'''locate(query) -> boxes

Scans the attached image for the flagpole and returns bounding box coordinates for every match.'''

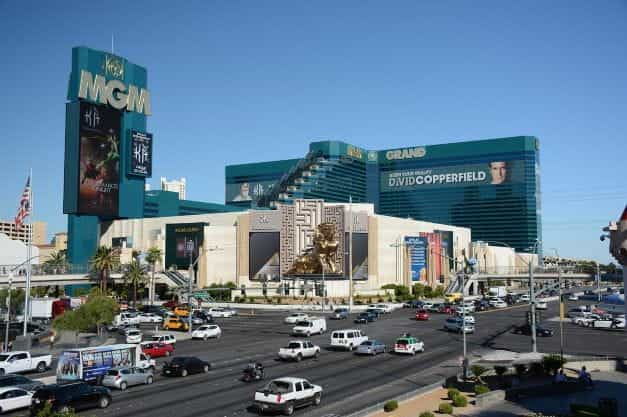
[23,168,32,337]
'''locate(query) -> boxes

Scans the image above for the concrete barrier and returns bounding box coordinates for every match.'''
[475,389,506,407]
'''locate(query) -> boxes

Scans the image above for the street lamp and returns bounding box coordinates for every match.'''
[550,248,564,361]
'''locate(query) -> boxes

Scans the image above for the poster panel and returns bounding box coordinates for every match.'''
[165,223,206,269]
[226,181,277,203]
[405,236,428,281]
[249,232,280,281]
[129,130,153,177]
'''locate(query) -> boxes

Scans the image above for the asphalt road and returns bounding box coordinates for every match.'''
[8,292,626,417]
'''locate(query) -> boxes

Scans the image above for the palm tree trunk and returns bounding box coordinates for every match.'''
[133,281,137,308]
[151,264,156,305]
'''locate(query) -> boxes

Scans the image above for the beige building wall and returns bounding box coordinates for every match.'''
[54,232,68,251]
[0,220,47,245]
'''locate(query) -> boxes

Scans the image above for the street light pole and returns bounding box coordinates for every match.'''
[596,262,601,303]
[348,195,353,312]
[529,260,538,354]
[188,239,194,337]
[551,248,564,360]
[4,274,12,352]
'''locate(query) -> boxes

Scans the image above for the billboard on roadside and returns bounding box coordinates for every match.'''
[405,236,428,281]
[165,223,206,269]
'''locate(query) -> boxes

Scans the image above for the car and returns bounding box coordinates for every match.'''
[437,304,454,314]
[278,341,320,361]
[444,317,475,333]
[151,334,176,345]
[191,310,213,324]
[456,314,475,325]
[493,300,508,308]
[206,307,235,318]
[140,341,174,358]
[568,294,579,301]
[355,340,386,355]
[330,329,368,351]
[393,336,424,355]
[102,366,154,390]
[567,308,589,319]
[192,324,222,340]
[365,308,382,318]
[254,377,322,415]
[162,300,178,309]
[162,356,210,377]
[354,312,377,323]
[117,323,140,335]
[474,300,490,311]
[591,317,625,329]
[138,313,163,323]
[163,316,189,331]
[0,387,32,413]
[30,382,112,414]
[366,305,386,315]
[455,305,474,315]
[330,308,349,320]
[125,329,143,344]
[114,312,140,326]
[513,324,553,337]
[284,312,310,324]
[421,302,435,311]
[536,301,548,310]
[173,306,190,317]
[375,303,394,313]
[0,351,52,375]
[415,309,429,321]
[0,374,43,391]
[403,300,423,309]
[573,314,602,326]
[292,318,326,336]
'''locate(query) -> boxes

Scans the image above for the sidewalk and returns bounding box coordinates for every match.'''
[366,386,473,417]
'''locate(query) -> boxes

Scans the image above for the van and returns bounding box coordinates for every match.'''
[330,329,368,351]
[292,318,326,337]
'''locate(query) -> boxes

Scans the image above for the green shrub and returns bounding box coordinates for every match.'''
[515,364,527,376]
[529,362,545,376]
[419,412,435,417]
[383,400,398,412]
[494,365,507,376]
[542,354,566,375]
[447,388,460,400]
[470,364,488,382]
[474,384,490,395]
[438,403,453,414]
[452,394,468,407]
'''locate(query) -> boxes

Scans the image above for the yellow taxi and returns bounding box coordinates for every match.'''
[173,306,190,317]
[163,316,189,331]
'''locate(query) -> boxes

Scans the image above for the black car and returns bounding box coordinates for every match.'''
[30,382,111,415]
[513,324,553,337]
[162,357,210,377]
[365,308,381,318]
[403,300,423,309]
[0,375,43,391]
[192,310,213,323]
[474,300,489,311]
[354,312,376,323]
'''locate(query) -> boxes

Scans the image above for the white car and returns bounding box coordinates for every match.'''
[493,300,508,308]
[254,377,322,415]
[536,301,548,310]
[126,329,143,344]
[150,334,176,345]
[375,303,393,313]
[0,387,33,413]
[206,308,235,318]
[138,313,163,323]
[519,294,531,303]
[284,312,310,324]
[455,305,474,315]
[573,314,601,326]
[278,340,320,361]
[393,336,424,355]
[592,317,625,329]
[444,317,475,333]
[456,314,475,325]
[330,329,368,351]
[568,294,579,301]
[292,318,327,337]
[488,297,502,307]
[192,324,222,340]
[114,312,141,326]
[421,302,435,310]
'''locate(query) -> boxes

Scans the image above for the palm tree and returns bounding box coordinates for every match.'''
[44,251,67,273]
[124,260,148,307]
[91,246,119,294]
[145,247,162,305]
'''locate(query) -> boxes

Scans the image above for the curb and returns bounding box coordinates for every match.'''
[344,379,445,417]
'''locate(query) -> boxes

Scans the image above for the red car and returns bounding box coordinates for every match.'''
[415,310,430,321]
[439,305,454,315]
[162,300,178,309]
[140,342,174,358]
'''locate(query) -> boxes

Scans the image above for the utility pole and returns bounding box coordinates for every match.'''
[551,248,564,360]
[4,274,12,352]
[529,260,538,353]
[187,239,194,336]
[596,262,601,303]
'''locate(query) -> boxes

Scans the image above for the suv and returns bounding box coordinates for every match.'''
[330,329,367,351]
[151,334,176,345]
[331,308,349,320]
[0,375,43,391]
[393,336,424,355]
[30,382,111,414]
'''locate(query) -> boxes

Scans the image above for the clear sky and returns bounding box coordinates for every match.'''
[1,0,625,263]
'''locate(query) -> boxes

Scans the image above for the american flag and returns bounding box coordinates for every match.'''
[14,176,31,230]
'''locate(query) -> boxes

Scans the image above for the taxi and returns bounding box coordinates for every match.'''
[163,316,189,331]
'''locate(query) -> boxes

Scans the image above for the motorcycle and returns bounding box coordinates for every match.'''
[242,365,265,382]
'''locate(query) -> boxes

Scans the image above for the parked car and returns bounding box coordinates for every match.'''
[354,312,377,323]
[0,351,52,375]
[591,317,625,329]
[102,367,154,390]
[331,308,349,320]
[163,316,189,331]
[0,386,32,413]
[162,357,210,377]
[444,317,475,333]
[278,341,320,361]
[415,310,429,321]
[0,374,43,391]
[393,335,424,355]
[292,318,326,337]
[138,313,163,323]
[403,300,423,309]
[191,324,222,340]
[125,329,143,344]
[140,341,174,358]
[30,382,112,414]
[513,324,553,337]
[355,340,386,355]
[150,334,176,345]
[284,312,309,324]
[330,329,368,351]
[254,377,322,416]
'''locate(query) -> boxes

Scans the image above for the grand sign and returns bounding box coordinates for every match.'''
[385,147,426,160]
[78,70,152,116]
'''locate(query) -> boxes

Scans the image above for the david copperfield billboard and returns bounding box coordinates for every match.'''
[77,101,121,217]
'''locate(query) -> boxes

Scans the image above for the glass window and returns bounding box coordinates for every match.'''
[295,382,303,392]
[302,381,312,389]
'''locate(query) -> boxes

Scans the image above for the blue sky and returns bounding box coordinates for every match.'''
[1,0,625,263]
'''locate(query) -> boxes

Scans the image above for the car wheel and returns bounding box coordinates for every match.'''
[181,369,188,377]
[216,332,221,339]
[349,344,354,351]
[314,350,319,358]
[203,335,208,341]
[165,350,171,357]
[36,361,47,373]
[283,402,295,416]
[313,392,322,406]
[306,331,311,337]
[296,353,302,362]
[120,381,128,390]
[203,365,210,373]
[99,396,111,408]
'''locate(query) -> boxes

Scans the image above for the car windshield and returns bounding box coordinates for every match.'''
[334,309,344,313]
[106,370,119,376]
[0,355,10,362]
[361,341,373,346]
[295,321,310,327]
[396,339,409,345]
[198,326,209,331]
[171,358,186,365]
[265,381,291,394]
[286,342,301,349]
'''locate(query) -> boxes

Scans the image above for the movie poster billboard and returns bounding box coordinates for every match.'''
[129,130,153,177]
[345,233,368,280]
[405,236,427,281]
[77,101,121,216]
[249,232,280,281]
[165,223,206,269]
[226,181,277,204]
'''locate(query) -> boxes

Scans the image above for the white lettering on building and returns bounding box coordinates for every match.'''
[78,70,151,116]
[385,147,426,160]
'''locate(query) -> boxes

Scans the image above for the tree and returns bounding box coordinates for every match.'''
[53,309,91,347]
[470,364,488,384]
[82,293,118,336]
[412,283,426,298]
[145,246,162,305]
[43,251,67,273]
[123,260,148,307]
[91,246,119,294]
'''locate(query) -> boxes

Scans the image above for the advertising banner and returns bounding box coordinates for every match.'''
[77,101,121,216]
[405,236,428,281]
[129,130,153,177]
[249,232,280,281]
[381,160,524,191]
[226,181,276,203]
[165,223,206,269]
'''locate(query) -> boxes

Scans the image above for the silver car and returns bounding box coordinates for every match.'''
[102,367,154,390]
[355,340,386,355]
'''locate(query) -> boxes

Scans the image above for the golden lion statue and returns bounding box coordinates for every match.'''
[287,222,340,274]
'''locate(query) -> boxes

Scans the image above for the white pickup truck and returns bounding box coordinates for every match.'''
[0,351,53,375]
[254,377,322,416]
[278,341,320,362]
